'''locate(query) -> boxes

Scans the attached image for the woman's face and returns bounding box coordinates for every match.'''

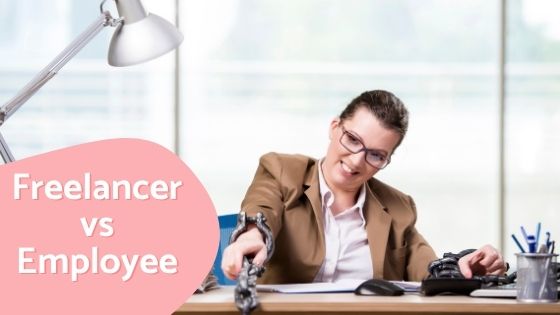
[322,107,402,195]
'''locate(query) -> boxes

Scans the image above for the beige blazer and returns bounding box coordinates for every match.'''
[241,152,437,283]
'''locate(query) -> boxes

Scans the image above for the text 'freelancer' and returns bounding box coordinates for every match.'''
[13,172,183,201]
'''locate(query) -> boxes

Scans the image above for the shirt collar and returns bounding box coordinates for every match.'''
[318,159,367,225]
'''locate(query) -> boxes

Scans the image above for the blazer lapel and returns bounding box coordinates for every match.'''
[364,182,392,279]
[303,161,325,244]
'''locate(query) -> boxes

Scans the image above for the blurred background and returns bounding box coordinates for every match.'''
[0,0,558,264]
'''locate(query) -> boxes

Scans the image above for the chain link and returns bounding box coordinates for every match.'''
[229,212,274,315]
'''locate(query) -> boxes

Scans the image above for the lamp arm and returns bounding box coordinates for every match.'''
[0,12,118,127]
[0,132,14,163]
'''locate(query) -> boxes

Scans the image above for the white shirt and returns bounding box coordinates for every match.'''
[313,160,373,282]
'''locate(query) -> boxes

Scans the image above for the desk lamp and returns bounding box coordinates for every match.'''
[0,0,183,164]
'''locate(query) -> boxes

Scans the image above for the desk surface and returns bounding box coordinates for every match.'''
[175,286,560,315]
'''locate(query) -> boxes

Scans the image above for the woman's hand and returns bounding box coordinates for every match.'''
[221,226,268,280]
[458,244,506,278]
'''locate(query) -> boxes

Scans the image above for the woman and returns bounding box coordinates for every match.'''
[222,90,505,283]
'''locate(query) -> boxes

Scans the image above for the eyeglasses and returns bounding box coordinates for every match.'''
[339,125,391,169]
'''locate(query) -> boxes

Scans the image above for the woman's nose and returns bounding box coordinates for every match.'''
[348,150,366,167]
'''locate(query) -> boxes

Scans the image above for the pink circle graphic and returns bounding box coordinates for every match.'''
[0,139,219,315]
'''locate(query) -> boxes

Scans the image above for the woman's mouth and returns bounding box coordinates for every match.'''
[340,161,359,176]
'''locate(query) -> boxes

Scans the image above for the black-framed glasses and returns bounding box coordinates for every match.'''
[339,125,391,169]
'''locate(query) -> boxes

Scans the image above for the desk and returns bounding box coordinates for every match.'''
[175,286,560,315]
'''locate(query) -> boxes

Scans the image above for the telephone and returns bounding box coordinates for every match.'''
[422,257,559,296]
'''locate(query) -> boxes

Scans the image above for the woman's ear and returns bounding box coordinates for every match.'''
[329,118,340,140]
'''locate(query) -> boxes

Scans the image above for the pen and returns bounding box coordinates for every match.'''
[550,240,555,254]
[545,231,551,250]
[520,226,529,243]
[535,222,541,249]
[527,235,537,253]
[539,253,554,298]
[511,234,526,253]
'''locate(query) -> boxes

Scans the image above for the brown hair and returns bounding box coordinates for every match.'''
[339,90,409,149]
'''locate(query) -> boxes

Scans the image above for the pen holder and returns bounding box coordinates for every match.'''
[515,253,558,303]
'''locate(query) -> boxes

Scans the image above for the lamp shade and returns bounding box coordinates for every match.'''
[108,0,183,66]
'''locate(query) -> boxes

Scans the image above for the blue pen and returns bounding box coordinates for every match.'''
[520,226,529,243]
[535,222,541,249]
[527,235,537,253]
[511,234,526,253]
[546,231,551,250]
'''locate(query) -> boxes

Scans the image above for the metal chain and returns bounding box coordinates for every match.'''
[428,250,511,286]
[229,212,274,315]
[234,258,263,315]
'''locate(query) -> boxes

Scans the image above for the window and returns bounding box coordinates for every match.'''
[4,0,558,259]
[505,0,560,261]
[179,0,500,255]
